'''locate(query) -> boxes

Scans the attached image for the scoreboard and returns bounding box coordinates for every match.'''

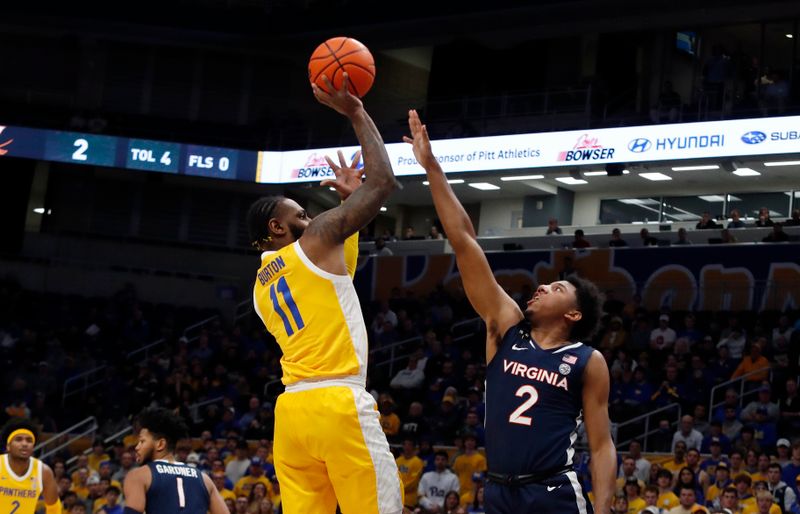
[0,125,258,182]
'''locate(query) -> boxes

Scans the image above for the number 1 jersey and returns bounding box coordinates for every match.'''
[484,322,594,476]
[253,237,367,386]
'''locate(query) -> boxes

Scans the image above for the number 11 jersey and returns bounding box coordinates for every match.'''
[253,238,367,386]
[485,323,594,476]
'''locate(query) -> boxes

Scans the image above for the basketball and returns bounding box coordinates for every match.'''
[309,37,376,97]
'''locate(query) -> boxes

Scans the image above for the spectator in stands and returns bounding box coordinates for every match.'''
[429,226,444,240]
[617,456,647,490]
[650,81,682,123]
[600,316,628,352]
[391,352,426,392]
[718,486,739,512]
[234,458,272,499]
[727,210,746,229]
[753,490,776,514]
[775,439,792,468]
[781,442,800,494]
[675,467,705,508]
[673,416,704,451]
[734,474,756,511]
[731,341,771,386]
[652,366,683,409]
[772,315,794,350]
[651,315,678,361]
[696,212,721,230]
[718,332,746,361]
[706,462,732,507]
[784,209,800,226]
[656,468,680,510]
[88,439,110,473]
[664,441,690,474]
[96,485,122,514]
[418,451,460,512]
[778,378,800,436]
[612,493,629,514]
[546,217,562,235]
[442,490,466,514]
[69,505,87,514]
[452,433,486,505]
[372,237,394,256]
[686,448,710,484]
[572,229,591,248]
[397,439,424,509]
[623,476,647,512]
[734,427,762,456]
[212,471,235,503]
[620,441,650,483]
[400,401,430,442]
[640,228,659,246]
[741,384,779,422]
[378,393,401,442]
[458,410,485,447]
[728,451,749,480]
[767,462,796,512]
[674,228,691,245]
[762,223,789,243]
[234,496,249,514]
[702,423,732,456]
[719,229,738,244]
[755,207,775,227]
[429,394,462,444]
[751,410,779,450]
[110,451,135,483]
[225,440,251,484]
[641,484,661,512]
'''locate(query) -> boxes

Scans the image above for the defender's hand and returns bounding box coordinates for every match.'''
[403,109,438,170]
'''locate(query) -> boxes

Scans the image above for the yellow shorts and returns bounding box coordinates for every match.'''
[274,380,403,514]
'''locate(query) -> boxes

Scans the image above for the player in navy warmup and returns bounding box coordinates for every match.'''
[405,110,617,514]
[123,408,227,514]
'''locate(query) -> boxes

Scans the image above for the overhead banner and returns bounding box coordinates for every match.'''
[256,115,800,183]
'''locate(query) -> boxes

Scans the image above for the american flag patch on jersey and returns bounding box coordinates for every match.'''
[562,354,577,365]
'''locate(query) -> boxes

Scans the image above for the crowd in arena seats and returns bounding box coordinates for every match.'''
[2,269,800,513]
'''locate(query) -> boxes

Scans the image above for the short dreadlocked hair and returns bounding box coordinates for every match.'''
[137,408,189,452]
[247,196,285,248]
[565,275,604,342]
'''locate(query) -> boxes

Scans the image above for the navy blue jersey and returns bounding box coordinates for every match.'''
[485,322,595,476]
[146,461,209,514]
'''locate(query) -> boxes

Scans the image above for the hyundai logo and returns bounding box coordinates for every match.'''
[628,138,652,153]
[741,131,767,144]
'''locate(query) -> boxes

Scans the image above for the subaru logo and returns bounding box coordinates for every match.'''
[741,131,767,144]
[628,138,652,153]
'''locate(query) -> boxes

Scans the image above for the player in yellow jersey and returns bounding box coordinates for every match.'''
[247,73,401,514]
[0,419,62,514]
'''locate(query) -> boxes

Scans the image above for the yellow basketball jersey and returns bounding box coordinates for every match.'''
[0,454,43,514]
[253,234,366,385]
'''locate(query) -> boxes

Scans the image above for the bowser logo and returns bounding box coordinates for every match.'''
[558,134,616,162]
[291,153,335,179]
[0,127,13,156]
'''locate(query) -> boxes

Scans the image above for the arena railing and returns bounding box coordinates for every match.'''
[64,424,134,470]
[707,367,774,422]
[34,416,99,462]
[612,403,682,452]
[187,396,226,423]
[61,367,109,407]
[369,335,424,378]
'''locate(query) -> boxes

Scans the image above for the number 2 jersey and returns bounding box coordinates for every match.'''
[0,454,43,514]
[146,461,208,514]
[485,322,595,476]
[253,234,363,386]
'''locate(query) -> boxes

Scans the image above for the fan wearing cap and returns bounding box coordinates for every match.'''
[0,419,62,514]
[707,462,732,507]
[621,476,646,513]
[233,457,273,499]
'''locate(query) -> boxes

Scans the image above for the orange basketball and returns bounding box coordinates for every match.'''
[309,37,376,98]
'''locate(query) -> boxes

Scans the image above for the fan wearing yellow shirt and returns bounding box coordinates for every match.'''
[378,395,401,442]
[0,419,62,514]
[452,434,486,506]
[233,459,273,499]
[656,469,680,510]
[706,462,732,506]
[743,490,780,514]
[211,472,236,503]
[396,439,424,508]
[248,75,401,514]
[621,478,646,514]
[87,441,110,474]
[663,441,689,475]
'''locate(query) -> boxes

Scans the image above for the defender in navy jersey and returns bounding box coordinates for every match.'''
[123,409,227,514]
[406,110,617,514]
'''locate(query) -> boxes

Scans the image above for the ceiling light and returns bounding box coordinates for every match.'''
[764,160,800,167]
[33,207,45,214]
[699,195,726,202]
[468,182,500,190]
[583,171,608,176]
[787,34,794,39]
[422,179,464,186]
[500,174,545,181]
[618,198,661,205]
[379,207,387,212]
[329,187,337,191]
[732,168,760,176]
[671,165,720,171]
[555,177,588,185]
[639,172,672,181]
